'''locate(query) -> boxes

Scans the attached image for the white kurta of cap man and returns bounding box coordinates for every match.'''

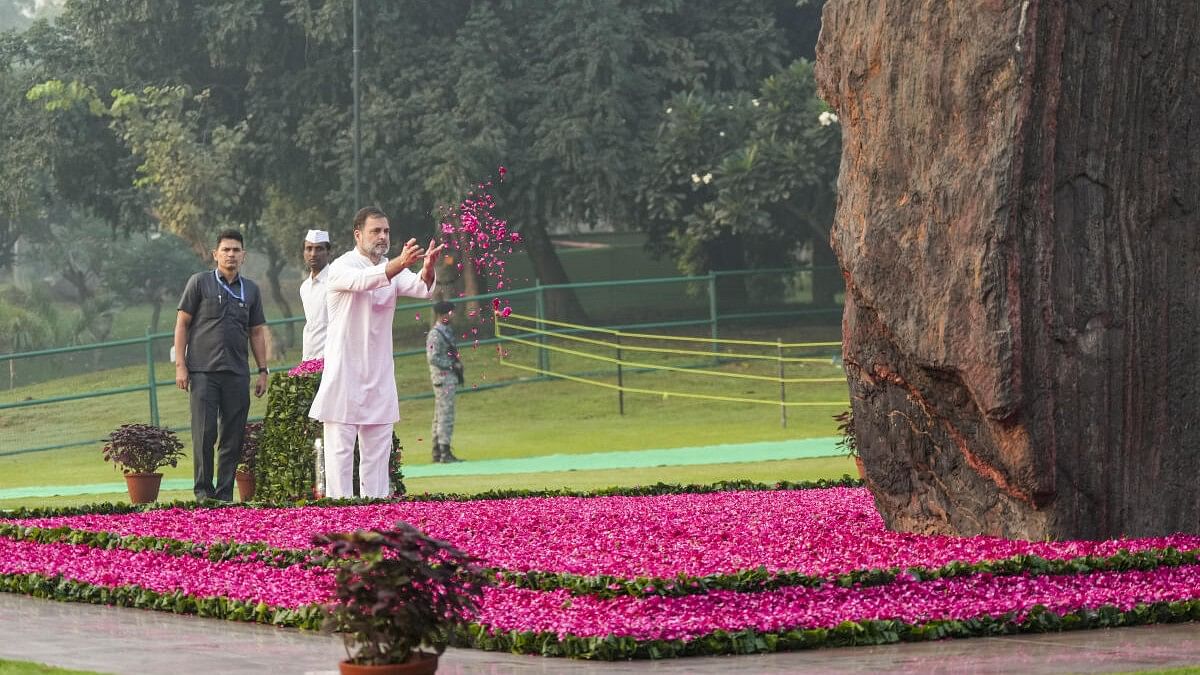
[300,228,332,361]
[308,248,434,424]
[299,265,329,361]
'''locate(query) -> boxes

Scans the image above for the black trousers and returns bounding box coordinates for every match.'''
[189,371,250,501]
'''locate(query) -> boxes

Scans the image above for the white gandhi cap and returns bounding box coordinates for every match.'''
[305,229,330,244]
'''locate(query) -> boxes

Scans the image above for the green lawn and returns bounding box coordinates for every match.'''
[0,456,857,510]
[1,319,846,498]
[0,661,105,675]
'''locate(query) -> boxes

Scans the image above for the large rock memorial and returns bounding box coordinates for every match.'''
[815,1,1200,539]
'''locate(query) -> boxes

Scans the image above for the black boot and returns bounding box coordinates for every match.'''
[437,443,462,463]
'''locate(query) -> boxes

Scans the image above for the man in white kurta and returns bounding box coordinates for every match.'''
[308,207,443,498]
[299,229,332,361]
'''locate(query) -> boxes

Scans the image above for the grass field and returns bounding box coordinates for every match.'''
[0,457,858,510]
[0,661,105,675]
[3,236,846,508]
[0,317,849,508]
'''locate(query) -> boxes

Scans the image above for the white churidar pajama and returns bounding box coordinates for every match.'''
[308,249,433,498]
[321,422,393,498]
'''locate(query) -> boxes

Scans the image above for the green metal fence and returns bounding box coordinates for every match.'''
[0,268,843,457]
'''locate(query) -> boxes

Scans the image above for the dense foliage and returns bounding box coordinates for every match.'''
[100,423,185,475]
[1,0,836,328]
[238,421,261,474]
[258,371,324,501]
[314,522,487,665]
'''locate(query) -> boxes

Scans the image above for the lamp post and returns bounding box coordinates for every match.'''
[352,0,361,210]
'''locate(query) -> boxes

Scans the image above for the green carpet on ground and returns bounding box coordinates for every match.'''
[0,438,839,500]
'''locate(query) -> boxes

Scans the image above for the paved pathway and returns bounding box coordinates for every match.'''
[0,438,841,500]
[2,594,1198,674]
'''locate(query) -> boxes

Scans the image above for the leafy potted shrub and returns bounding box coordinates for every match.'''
[236,421,262,502]
[102,423,186,504]
[313,521,487,674]
[833,409,864,479]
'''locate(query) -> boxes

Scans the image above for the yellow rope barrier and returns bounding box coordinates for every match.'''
[502,312,841,349]
[498,359,847,408]
[499,333,845,383]
[495,318,836,364]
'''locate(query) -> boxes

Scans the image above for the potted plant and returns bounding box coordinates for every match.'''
[833,409,864,479]
[313,521,487,674]
[101,423,186,504]
[236,421,262,502]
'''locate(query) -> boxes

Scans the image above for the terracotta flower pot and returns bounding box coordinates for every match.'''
[235,470,256,502]
[339,652,438,675]
[854,456,866,480]
[124,473,163,504]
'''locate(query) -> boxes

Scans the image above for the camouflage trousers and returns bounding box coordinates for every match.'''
[431,378,457,445]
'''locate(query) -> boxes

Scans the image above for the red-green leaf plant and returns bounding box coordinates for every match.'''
[101,423,186,475]
[313,521,488,666]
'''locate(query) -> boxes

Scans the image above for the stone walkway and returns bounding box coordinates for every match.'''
[2,594,1198,674]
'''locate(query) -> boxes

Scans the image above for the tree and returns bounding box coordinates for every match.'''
[15,0,830,329]
[0,30,56,272]
[0,297,53,388]
[641,60,841,305]
[816,0,1200,539]
[24,0,331,323]
[104,231,200,333]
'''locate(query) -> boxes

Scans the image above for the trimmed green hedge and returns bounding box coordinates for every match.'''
[257,371,324,502]
[258,371,404,501]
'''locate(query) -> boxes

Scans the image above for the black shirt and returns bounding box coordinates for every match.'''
[177,270,267,376]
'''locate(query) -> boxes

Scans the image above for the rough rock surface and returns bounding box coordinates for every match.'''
[815,1,1200,539]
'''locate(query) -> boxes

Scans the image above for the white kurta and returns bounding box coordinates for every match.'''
[308,249,434,424]
[299,266,329,361]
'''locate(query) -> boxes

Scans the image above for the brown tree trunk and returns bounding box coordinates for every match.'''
[816,0,1200,539]
[519,220,588,321]
[264,245,295,352]
[149,299,163,334]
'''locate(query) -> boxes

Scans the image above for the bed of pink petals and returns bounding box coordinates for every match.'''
[12,489,1200,579]
[478,564,1200,641]
[0,537,333,608]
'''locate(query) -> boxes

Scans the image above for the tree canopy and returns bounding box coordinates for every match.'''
[1,0,837,330]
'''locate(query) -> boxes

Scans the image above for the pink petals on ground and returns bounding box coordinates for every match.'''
[479,565,1200,641]
[0,537,332,608]
[16,489,1200,580]
[6,487,1200,651]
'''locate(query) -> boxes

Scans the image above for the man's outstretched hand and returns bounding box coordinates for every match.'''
[386,238,425,279]
[421,238,446,286]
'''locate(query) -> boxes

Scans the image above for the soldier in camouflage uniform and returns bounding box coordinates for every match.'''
[426,300,463,463]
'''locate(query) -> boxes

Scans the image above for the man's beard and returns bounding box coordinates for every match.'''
[360,241,388,258]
